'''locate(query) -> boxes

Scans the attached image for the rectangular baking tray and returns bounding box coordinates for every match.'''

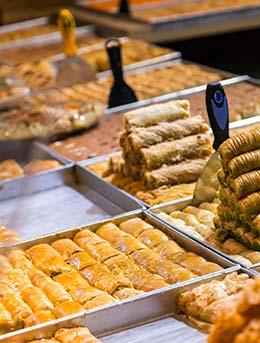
[77,114,260,209]
[0,16,94,51]
[0,209,244,342]
[149,196,259,270]
[72,3,260,43]
[0,162,142,240]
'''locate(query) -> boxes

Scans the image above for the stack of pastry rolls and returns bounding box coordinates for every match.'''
[216,127,260,250]
[112,100,213,188]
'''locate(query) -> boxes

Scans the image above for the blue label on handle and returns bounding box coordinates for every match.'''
[211,97,228,130]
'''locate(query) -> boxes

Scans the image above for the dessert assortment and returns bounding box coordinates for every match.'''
[0,159,62,181]
[0,97,104,140]
[88,100,213,205]
[0,217,222,334]
[176,272,258,333]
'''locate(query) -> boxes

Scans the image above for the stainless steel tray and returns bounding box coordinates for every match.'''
[149,196,259,269]
[252,263,260,273]
[78,114,260,210]
[0,16,94,51]
[72,3,260,43]
[0,209,245,342]
[0,163,142,240]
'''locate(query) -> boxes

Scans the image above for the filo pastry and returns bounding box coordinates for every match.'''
[123,100,190,132]
[144,158,208,188]
[126,115,209,151]
[140,133,212,170]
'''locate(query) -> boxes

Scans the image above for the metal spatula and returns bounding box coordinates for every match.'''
[55,9,96,87]
[192,82,230,205]
[106,38,138,108]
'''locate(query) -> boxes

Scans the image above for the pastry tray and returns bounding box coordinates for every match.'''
[0,158,142,241]
[50,36,181,77]
[77,114,260,209]
[0,15,94,51]
[73,2,260,42]
[0,209,248,342]
[149,197,259,270]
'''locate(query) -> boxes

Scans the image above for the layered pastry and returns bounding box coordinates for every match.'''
[176,272,255,332]
[0,24,57,44]
[216,127,260,251]
[87,100,213,205]
[157,199,260,266]
[208,277,260,343]
[0,159,62,182]
[28,326,100,342]
[0,98,104,140]
[0,216,222,334]
[0,225,19,246]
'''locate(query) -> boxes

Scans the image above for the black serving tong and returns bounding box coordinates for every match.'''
[106,38,138,108]
[192,82,230,205]
[119,0,131,15]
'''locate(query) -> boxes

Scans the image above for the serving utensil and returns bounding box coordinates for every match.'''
[55,9,96,87]
[192,82,229,205]
[106,38,137,108]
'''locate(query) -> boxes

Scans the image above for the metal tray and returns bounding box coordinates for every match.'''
[0,209,244,342]
[78,114,260,210]
[73,3,260,43]
[0,16,94,51]
[0,162,142,240]
[252,263,260,273]
[149,197,259,270]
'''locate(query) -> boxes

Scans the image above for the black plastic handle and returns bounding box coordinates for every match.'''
[206,82,230,151]
[106,38,124,84]
[119,0,130,15]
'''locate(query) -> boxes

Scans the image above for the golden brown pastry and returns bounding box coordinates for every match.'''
[54,327,100,343]
[0,159,24,180]
[51,239,83,260]
[24,310,56,327]
[20,286,54,312]
[52,301,85,318]
[0,302,14,334]
[23,160,62,175]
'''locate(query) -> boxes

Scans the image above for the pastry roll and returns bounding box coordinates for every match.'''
[24,310,56,327]
[0,227,19,245]
[74,230,105,248]
[84,293,115,310]
[7,249,34,271]
[228,171,260,198]
[199,202,219,216]
[53,271,88,291]
[2,292,33,328]
[51,239,83,260]
[104,254,139,276]
[55,327,100,343]
[0,283,10,297]
[20,286,54,312]
[251,215,260,236]
[1,269,31,292]
[26,244,73,276]
[0,255,13,274]
[0,159,23,180]
[183,206,215,229]
[29,269,72,305]
[227,149,260,177]
[219,127,260,165]
[0,302,14,334]
[130,249,195,284]
[154,240,186,260]
[216,169,227,185]
[140,133,212,170]
[113,235,147,255]
[81,263,132,294]
[144,158,208,188]
[123,100,190,132]
[119,218,153,237]
[69,286,104,306]
[237,192,260,217]
[52,301,85,318]
[113,287,143,300]
[127,115,209,151]
[170,252,222,276]
[136,228,169,249]
[82,242,121,263]
[67,252,96,271]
